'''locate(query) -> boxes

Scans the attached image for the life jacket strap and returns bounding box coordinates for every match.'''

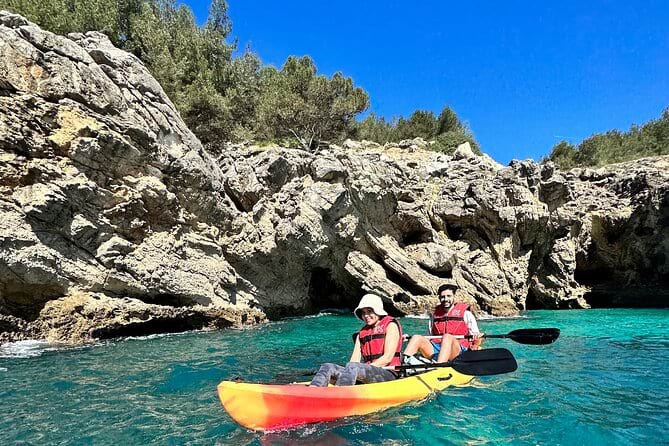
[362,351,401,362]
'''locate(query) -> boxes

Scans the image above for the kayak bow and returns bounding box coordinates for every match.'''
[217,367,473,431]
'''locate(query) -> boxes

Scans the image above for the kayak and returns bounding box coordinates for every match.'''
[217,367,474,431]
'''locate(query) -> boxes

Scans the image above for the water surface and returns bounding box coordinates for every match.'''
[1,309,667,445]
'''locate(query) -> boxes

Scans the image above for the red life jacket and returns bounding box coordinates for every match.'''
[359,316,403,366]
[431,302,472,349]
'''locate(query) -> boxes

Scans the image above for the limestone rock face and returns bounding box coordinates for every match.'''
[215,140,667,318]
[1,13,667,344]
[0,12,260,343]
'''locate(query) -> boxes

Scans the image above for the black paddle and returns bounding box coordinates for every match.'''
[483,328,560,345]
[414,328,561,345]
[393,348,517,376]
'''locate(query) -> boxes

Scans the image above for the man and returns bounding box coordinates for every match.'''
[403,282,482,363]
[310,293,403,386]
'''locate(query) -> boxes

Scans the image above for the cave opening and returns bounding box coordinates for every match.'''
[574,263,669,308]
[90,314,227,340]
[582,288,669,309]
[418,265,452,280]
[264,305,313,319]
[0,292,55,322]
[307,267,354,312]
[401,229,431,247]
[151,293,198,307]
[525,289,543,310]
[574,266,614,286]
[444,224,464,241]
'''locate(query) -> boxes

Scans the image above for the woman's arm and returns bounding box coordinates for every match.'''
[370,322,400,367]
[349,335,362,362]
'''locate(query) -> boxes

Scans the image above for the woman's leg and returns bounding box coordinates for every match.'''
[337,362,397,386]
[310,363,346,387]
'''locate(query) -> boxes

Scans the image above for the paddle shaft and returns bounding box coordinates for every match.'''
[413,335,477,340]
[419,334,537,340]
[404,328,560,345]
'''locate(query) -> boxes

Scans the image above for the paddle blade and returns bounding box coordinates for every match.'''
[506,328,560,345]
[449,348,518,376]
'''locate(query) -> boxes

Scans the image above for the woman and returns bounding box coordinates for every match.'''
[310,293,403,386]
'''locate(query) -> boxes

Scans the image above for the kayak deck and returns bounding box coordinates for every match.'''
[217,367,474,431]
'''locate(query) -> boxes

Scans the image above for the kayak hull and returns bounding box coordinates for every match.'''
[217,367,474,431]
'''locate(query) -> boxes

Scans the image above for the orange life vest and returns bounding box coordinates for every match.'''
[359,316,403,366]
[431,302,472,349]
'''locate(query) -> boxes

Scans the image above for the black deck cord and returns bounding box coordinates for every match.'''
[414,374,436,392]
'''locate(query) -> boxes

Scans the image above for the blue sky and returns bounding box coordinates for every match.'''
[184,1,669,164]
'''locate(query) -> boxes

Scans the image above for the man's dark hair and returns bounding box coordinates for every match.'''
[437,283,458,294]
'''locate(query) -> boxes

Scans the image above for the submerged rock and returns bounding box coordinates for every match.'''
[1,12,667,344]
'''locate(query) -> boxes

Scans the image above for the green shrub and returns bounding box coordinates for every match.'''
[430,129,481,155]
[355,104,480,155]
[548,108,669,168]
[255,56,369,149]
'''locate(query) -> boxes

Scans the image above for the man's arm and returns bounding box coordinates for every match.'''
[464,311,480,334]
[464,311,482,349]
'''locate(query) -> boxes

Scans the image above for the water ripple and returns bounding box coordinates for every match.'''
[0,309,667,445]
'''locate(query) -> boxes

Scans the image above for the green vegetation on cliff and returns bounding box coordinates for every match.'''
[356,105,481,155]
[0,0,367,149]
[547,108,669,168]
[255,56,369,150]
[8,0,664,164]
[1,0,479,154]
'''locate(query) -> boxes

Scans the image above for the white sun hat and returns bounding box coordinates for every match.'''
[354,293,388,320]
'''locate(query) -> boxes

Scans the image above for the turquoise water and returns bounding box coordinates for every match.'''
[1,309,668,445]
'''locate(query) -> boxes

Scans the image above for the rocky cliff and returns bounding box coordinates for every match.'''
[1,12,667,344]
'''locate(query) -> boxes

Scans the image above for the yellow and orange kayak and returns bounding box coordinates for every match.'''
[217,367,474,431]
